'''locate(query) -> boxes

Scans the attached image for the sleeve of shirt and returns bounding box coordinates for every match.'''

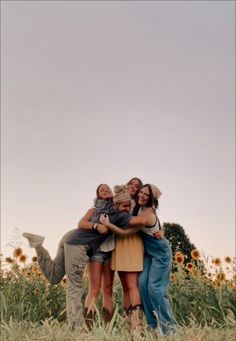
[113,212,132,228]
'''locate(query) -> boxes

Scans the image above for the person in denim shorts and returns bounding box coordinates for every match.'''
[79,184,142,328]
[23,184,152,330]
[81,184,115,328]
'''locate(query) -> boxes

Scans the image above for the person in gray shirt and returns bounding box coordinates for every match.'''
[23,184,151,330]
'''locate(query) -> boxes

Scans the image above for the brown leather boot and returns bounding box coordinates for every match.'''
[83,307,96,330]
[130,305,143,331]
[124,305,133,327]
[102,307,114,325]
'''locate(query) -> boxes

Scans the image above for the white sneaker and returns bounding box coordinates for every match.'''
[22,232,45,248]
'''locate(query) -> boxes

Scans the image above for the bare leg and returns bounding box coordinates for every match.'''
[118,271,143,330]
[123,272,141,306]
[85,261,103,312]
[102,261,115,324]
[118,271,132,310]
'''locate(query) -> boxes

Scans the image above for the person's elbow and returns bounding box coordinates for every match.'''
[78,219,83,228]
[133,217,147,226]
[129,218,145,226]
[139,217,148,225]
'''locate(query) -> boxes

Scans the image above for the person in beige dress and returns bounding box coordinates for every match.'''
[111,178,144,328]
[78,181,151,330]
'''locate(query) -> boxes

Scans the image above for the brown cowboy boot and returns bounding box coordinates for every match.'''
[124,305,133,327]
[83,307,96,330]
[130,304,143,332]
[102,307,114,326]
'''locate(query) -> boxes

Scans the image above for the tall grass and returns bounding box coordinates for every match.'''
[0,248,235,340]
[1,317,235,341]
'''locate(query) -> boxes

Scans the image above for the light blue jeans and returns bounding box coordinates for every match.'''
[138,235,179,335]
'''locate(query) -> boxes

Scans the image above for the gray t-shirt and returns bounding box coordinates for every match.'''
[64,200,132,254]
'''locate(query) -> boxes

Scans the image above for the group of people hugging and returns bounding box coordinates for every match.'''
[23,177,179,336]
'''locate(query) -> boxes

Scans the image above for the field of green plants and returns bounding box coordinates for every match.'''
[1,246,235,341]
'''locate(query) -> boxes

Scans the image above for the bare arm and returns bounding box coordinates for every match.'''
[100,211,164,239]
[104,222,141,236]
[78,208,95,229]
[128,207,153,226]
[99,214,142,236]
[79,208,108,234]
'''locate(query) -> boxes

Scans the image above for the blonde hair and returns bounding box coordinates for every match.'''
[113,185,131,204]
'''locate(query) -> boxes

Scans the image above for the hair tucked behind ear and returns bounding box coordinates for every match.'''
[144,184,158,209]
[132,184,159,215]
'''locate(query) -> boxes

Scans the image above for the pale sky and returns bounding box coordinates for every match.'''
[1,1,235,263]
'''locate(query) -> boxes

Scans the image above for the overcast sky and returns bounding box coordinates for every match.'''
[1,1,235,263]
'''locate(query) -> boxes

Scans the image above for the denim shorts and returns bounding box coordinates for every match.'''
[88,250,112,264]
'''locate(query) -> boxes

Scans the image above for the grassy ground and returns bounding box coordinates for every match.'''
[1,317,235,341]
[1,248,235,340]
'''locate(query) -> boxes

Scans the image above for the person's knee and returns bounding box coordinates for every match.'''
[102,284,113,297]
[148,282,163,297]
[90,287,100,298]
[126,280,138,292]
[138,275,147,291]
[120,281,129,294]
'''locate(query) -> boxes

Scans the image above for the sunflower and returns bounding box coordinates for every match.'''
[13,247,23,258]
[228,282,236,289]
[32,256,37,262]
[170,273,175,282]
[186,263,194,272]
[213,258,221,267]
[224,256,232,264]
[31,265,38,274]
[190,249,200,261]
[217,272,226,282]
[19,254,27,263]
[174,252,184,265]
[5,257,13,263]
[213,280,222,288]
[21,268,28,275]
[34,288,40,295]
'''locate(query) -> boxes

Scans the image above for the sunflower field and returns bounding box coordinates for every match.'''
[0,246,235,340]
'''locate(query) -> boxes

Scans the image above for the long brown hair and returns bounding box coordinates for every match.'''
[126,177,143,203]
[95,184,113,201]
[133,184,159,216]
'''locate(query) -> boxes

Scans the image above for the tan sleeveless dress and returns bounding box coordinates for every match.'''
[111,233,144,272]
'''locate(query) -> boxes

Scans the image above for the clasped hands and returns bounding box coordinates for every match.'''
[99,213,110,226]
[94,214,110,234]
